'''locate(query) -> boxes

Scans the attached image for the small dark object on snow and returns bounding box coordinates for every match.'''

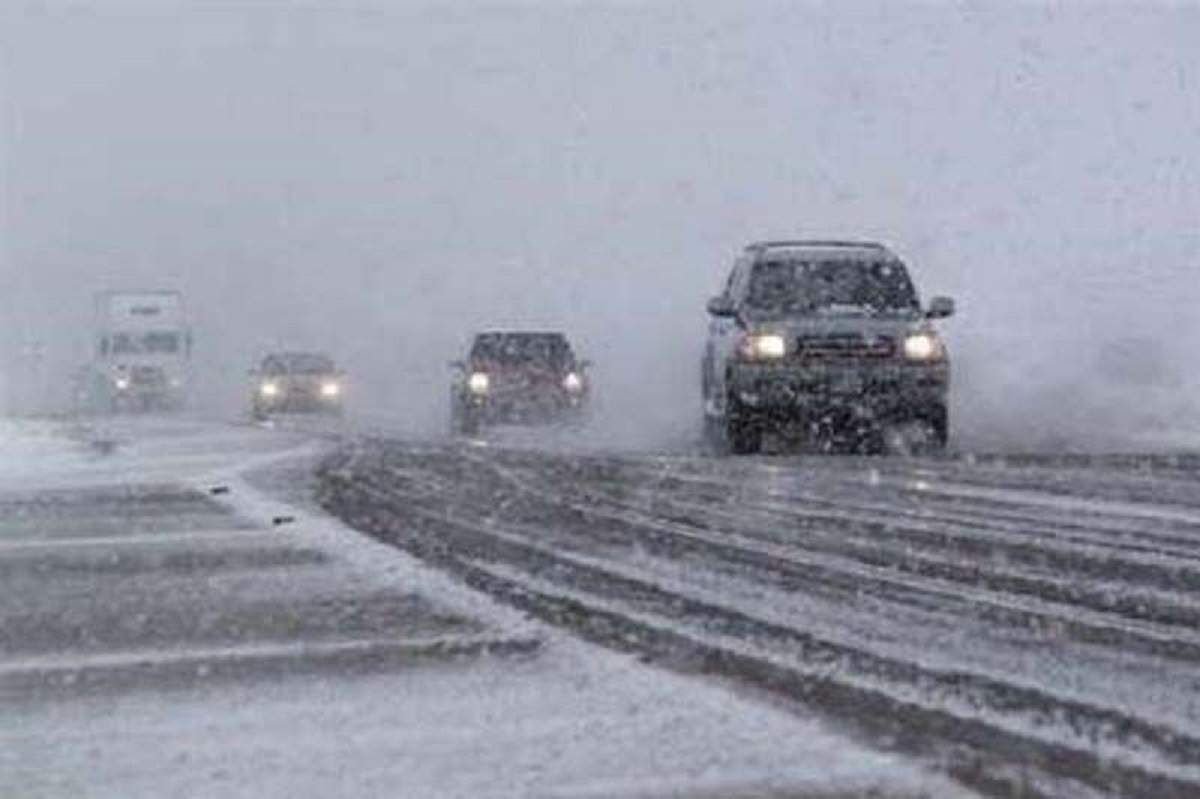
[272,515,296,527]
[208,485,231,496]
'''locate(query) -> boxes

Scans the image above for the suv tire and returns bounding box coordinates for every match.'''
[725,401,762,455]
[927,404,950,453]
[455,406,480,437]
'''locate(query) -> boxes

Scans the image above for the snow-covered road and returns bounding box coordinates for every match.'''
[321,434,1200,798]
[0,417,968,799]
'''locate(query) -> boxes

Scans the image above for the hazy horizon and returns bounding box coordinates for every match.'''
[3,1,1198,451]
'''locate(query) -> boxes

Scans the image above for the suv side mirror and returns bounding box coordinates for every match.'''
[926,296,955,319]
[706,296,737,317]
[578,359,593,371]
[448,359,466,371]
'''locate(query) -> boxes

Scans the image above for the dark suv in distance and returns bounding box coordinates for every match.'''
[702,241,955,454]
[250,352,346,420]
[450,331,590,435]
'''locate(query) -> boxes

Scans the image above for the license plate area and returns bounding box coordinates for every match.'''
[827,369,865,396]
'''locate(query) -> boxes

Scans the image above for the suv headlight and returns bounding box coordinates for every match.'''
[320,381,342,398]
[259,381,279,397]
[903,332,945,362]
[738,334,787,361]
[562,372,584,392]
[467,372,490,395]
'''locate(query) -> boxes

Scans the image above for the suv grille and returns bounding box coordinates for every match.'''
[125,366,168,387]
[795,334,895,360]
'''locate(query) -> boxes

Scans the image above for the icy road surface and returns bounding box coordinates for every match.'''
[321,432,1200,799]
[0,417,968,799]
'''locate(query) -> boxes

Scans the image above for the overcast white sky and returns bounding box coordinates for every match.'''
[2,1,1198,446]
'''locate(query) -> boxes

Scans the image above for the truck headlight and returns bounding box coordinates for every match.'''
[903,332,945,362]
[738,334,787,361]
[562,372,584,392]
[259,381,279,398]
[320,381,342,398]
[114,377,131,391]
[467,372,490,395]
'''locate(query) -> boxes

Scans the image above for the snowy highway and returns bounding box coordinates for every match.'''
[0,418,971,799]
[6,3,1200,797]
[320,431,1200,798]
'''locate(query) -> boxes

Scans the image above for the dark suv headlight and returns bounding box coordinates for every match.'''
[737,333,787,361]
[467,372,490,395]
[562,372,584,392]
[903,332,945,362]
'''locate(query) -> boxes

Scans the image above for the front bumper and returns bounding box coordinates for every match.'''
[256,391,342,414]
[727,361,948,421]
[463,389,586,423]
[112,385,183,408]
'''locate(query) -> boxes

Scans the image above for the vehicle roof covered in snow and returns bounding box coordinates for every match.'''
[744,240,898,262]
[473,330,568,340]
[262,352,338,373]
[746,240,887,250]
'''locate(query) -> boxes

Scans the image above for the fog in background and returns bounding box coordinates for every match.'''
[2,1,1198,451]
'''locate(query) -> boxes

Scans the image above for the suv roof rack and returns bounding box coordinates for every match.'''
[477,330,567,337]
[745,240,888,251]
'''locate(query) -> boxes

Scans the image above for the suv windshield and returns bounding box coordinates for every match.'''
[746,259,918,315]
[471,334,572,368]
[277,354,336,374]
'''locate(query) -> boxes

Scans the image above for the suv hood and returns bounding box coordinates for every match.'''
[745,312,925,339]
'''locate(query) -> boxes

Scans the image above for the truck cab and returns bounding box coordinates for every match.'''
[87,291,191,413]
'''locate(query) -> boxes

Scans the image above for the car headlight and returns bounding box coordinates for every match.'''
[114,377,130,391]
[903,332,945,362]
[562,372,584,392]
[320,381,342,398]
[738,333,787,361]
[259,381,279,398]
[467,372,490,395]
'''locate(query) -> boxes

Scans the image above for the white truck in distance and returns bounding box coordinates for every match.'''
[80,291,192,413]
